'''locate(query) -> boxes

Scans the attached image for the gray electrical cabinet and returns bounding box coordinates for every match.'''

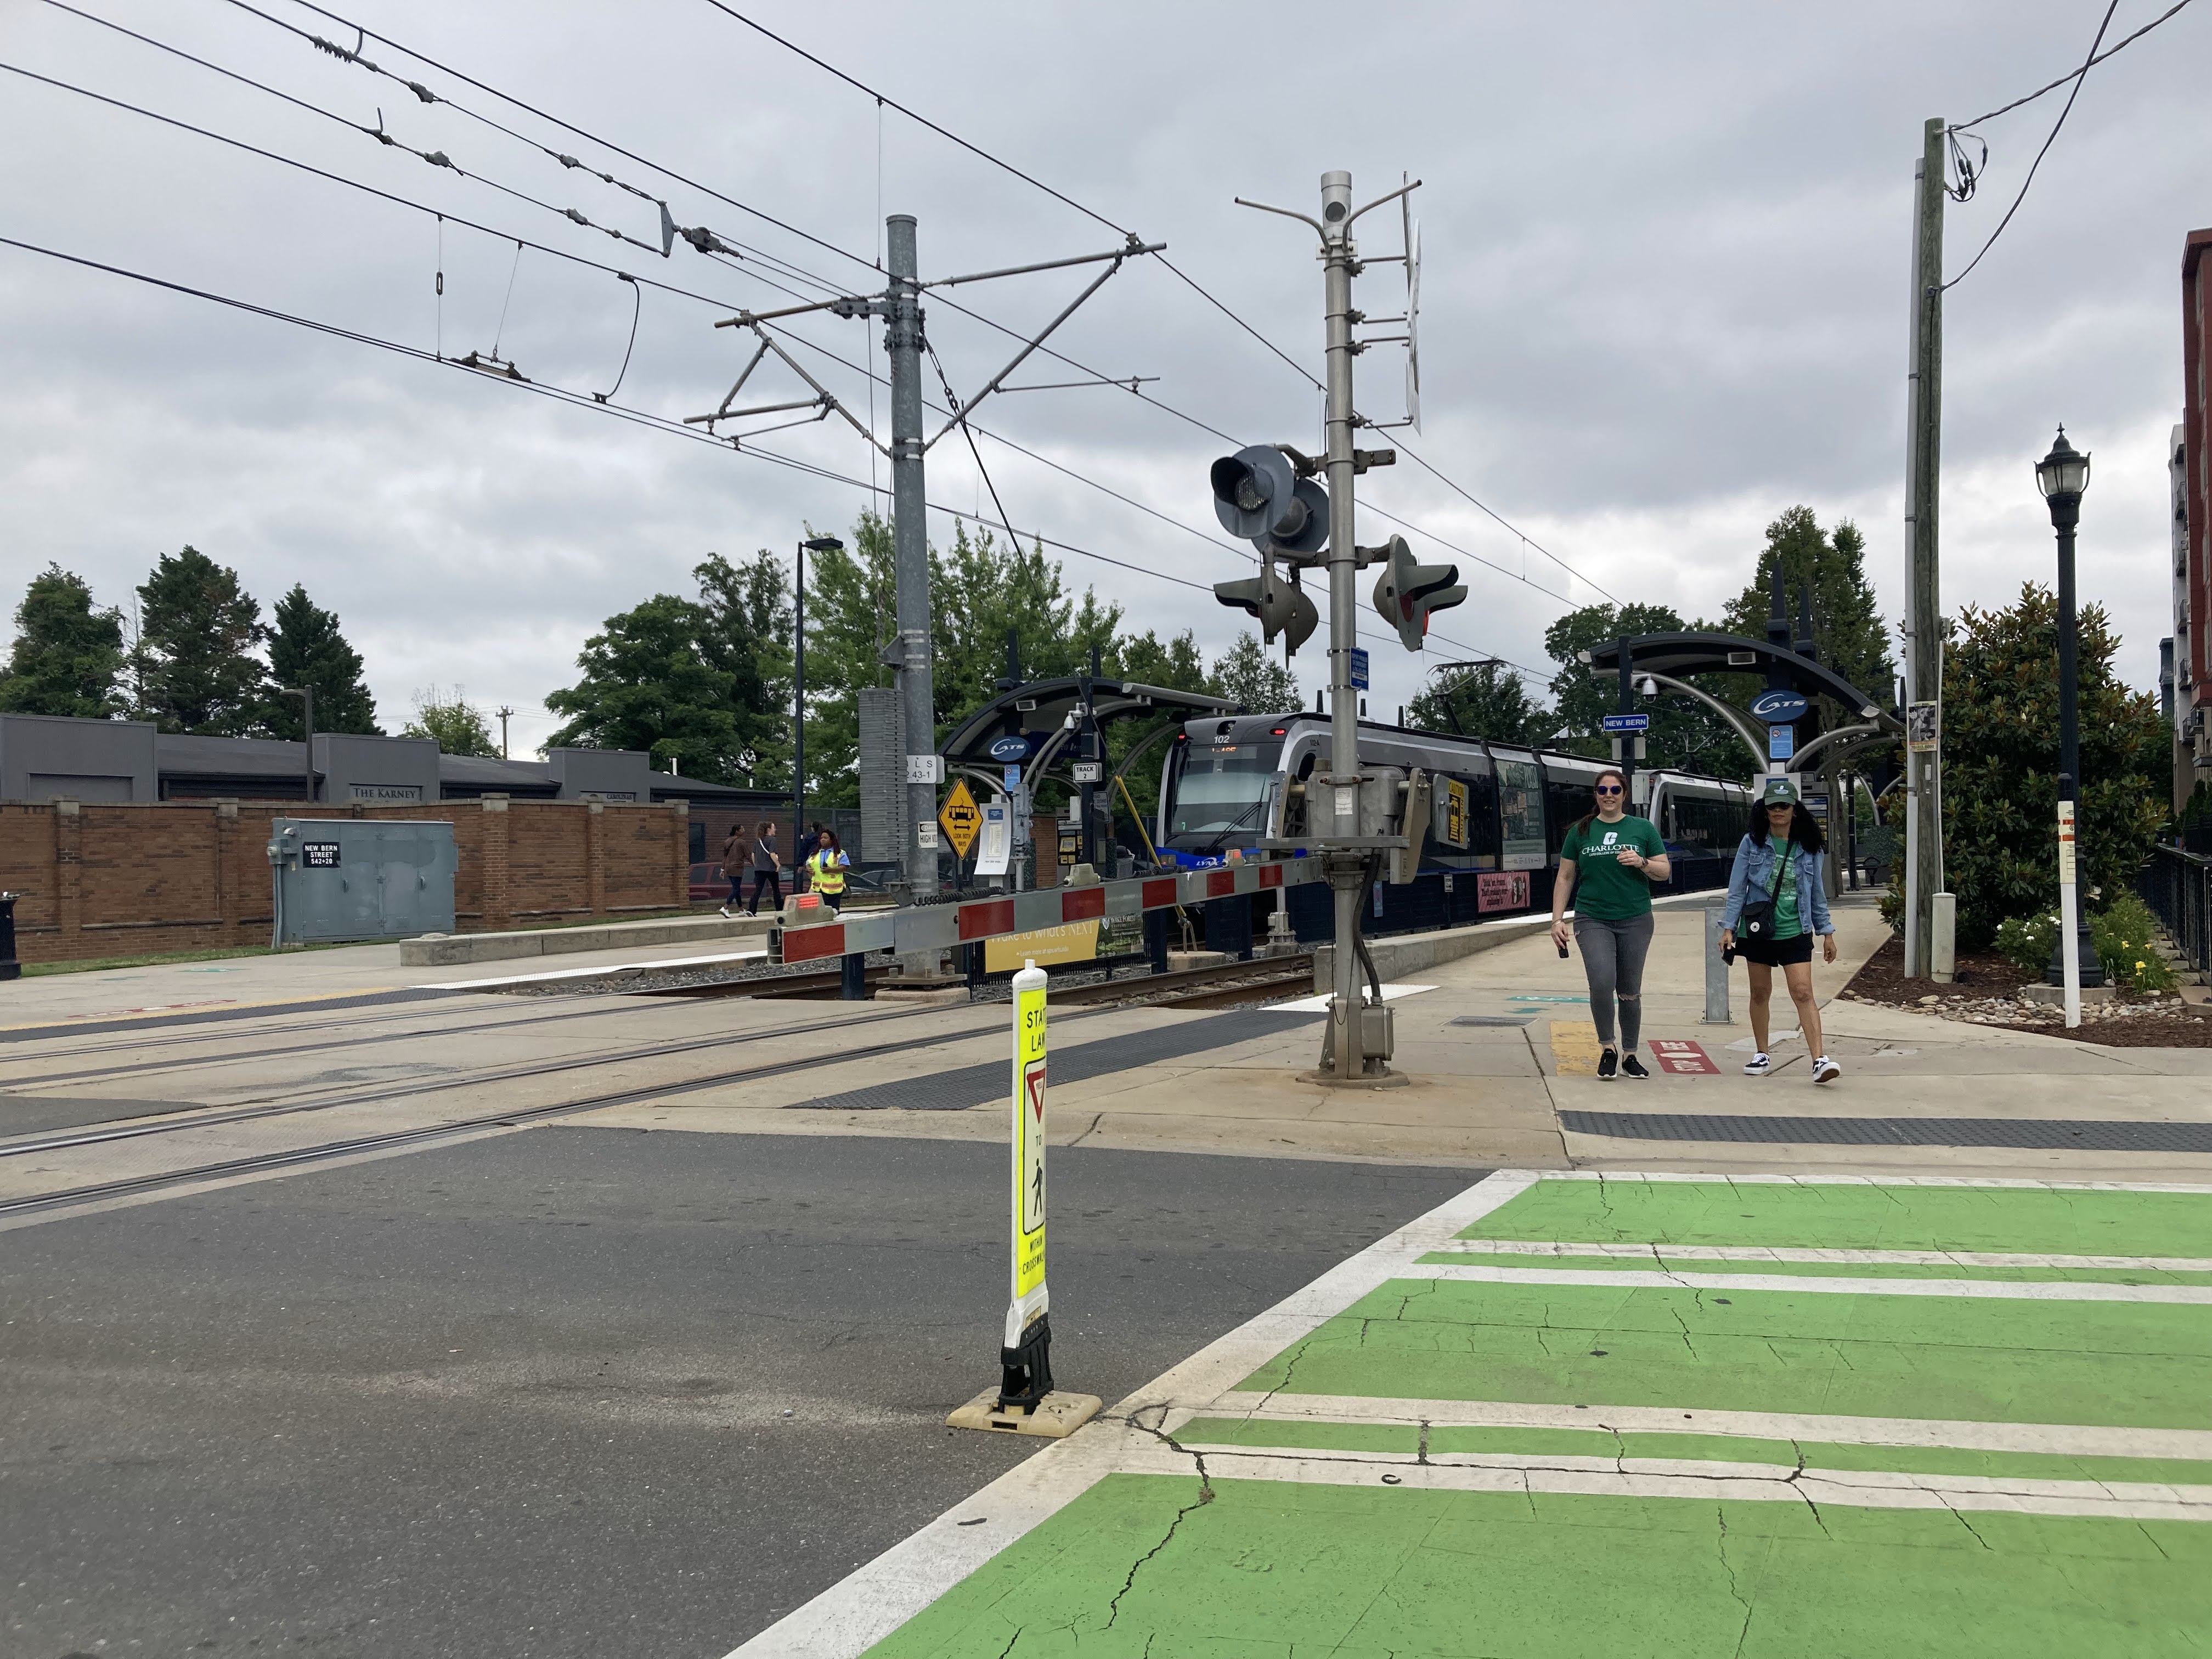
[268,818,457,944]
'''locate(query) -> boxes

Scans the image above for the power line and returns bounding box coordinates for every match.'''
[52,4,1579,662]
[1389,437,1622,606]
[1944,1,2119,291]
[1950,0,2197,130]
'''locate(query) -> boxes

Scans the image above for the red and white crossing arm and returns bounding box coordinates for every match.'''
[771,858,1322,965]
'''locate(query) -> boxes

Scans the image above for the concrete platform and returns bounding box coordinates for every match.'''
[398,910,771,965]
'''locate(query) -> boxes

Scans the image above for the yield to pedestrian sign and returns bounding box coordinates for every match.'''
[939,777,982,859]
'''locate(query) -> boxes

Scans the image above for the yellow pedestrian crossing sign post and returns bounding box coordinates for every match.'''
[938,776,981,861]
[943,961,1099,1438]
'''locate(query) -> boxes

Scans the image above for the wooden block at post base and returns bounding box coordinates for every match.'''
[945,1389,1103,1439]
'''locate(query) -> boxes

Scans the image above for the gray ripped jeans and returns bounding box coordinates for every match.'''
[1574,911,1655,1051]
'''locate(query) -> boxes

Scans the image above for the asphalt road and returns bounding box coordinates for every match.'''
[1,1128,1479,1658]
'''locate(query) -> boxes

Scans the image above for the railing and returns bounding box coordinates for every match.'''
[2137,844,2212,974]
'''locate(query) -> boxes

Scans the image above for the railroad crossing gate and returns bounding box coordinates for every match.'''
[939,777,982,861]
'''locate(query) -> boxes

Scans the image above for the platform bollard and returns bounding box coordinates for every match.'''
[944,959,1101,1440]
[1703,905,1730,1024]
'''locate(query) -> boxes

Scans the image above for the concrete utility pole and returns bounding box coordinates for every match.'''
[1317,170,1369,1082]
[1903,116,1946,978]
[883,215,940,902]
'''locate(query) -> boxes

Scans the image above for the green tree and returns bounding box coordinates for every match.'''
[1925,582,2169,949]
[1407,660,1551,744]
[403,684,501,757]
[1119,628,1209,695]
[1543,602,1752,778]
[131,546,270,735]
[1719,506,1897,715]
[1209,632,1300,712]
[264,584,381,738]
[695,548,793,788]
[0,565,126,718]
[543,594,742,777]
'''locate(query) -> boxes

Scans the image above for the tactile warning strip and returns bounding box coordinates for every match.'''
[787,1008,1322,1113]
[1559,1110,2212,1153]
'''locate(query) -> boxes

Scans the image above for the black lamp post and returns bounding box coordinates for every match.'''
[2034,427,2103,1011]
[794,536,843,863]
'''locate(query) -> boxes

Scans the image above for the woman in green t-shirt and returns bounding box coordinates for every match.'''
[1548,769,1671,1080]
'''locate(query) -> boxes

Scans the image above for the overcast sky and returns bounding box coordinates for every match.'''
[2,0,2205,754]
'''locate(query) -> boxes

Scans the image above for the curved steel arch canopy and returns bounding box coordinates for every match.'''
[938,678,1237,767]
[1580,634,1894,726]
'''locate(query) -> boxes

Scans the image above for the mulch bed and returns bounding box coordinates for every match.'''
[1839,935,2212,1048]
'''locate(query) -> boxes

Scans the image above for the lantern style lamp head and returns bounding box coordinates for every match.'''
[2036,426,2090,528]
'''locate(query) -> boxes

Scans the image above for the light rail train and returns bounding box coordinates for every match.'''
[1154,711,1751,918]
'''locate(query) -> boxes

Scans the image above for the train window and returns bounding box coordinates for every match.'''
[1664,791,1744,853]
[1461,771,1500,857]
[1496,759,1546,870]
[1166,740,1285,848]
[1545,773,1593,854]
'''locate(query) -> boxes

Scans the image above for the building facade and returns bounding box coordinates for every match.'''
[2180,230,2212,806]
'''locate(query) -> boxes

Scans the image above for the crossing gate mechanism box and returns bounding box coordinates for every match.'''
[268,817,457,944]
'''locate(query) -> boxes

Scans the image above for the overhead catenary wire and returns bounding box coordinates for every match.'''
[53,3,1589,662]
[211,0,1571,620]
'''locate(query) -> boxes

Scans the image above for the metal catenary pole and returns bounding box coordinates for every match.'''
[885,213,939,903]
[1318,170,1367,1080]
[793,537,808,865]
[1903,115,1946,978]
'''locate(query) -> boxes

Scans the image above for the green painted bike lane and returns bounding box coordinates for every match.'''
[732,1175,2212,1658]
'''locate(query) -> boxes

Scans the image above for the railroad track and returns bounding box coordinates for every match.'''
[1047,953,1314,1008]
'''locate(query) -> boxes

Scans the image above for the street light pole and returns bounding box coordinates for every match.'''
[794,536,844,866]
[2036,427,2102,1026]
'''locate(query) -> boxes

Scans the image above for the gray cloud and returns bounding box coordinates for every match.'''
[2,0,2203,746]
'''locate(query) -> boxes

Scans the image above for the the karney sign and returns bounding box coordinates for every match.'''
[1747,689,1810,725]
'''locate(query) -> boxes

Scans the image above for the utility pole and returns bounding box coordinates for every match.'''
[883,215,939,902]
[1903,115,1946,978]
[496,705,514,760]
[691,219,1159,913]
[1319,170,1368,1082]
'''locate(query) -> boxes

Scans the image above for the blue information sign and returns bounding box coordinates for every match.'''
[1768,724,1796,761]
[1601,713,1651,733]
[1348,647,1370,690]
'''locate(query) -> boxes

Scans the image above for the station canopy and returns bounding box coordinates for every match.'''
[1581,633,1888,723]
[939,677,1237,768]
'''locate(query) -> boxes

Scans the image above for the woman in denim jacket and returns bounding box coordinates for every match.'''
[1719,777,1841,1082]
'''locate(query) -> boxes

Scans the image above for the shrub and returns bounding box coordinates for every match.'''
[1994,912,2059,977]
[2091,894,2179,994]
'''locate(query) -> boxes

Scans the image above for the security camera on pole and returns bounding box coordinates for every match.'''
[1220,171,1457,1084]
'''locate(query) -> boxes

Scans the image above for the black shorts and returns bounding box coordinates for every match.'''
[1736,930,1813,967]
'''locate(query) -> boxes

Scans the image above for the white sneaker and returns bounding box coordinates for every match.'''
[1813,1056,1841,1084]
[717,906,732,919]
[1742,1053,1771,1076]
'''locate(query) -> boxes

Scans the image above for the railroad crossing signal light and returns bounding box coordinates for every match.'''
[1208,445,1329,557]
[1369,534,1465,651]
[1213,557,1319,655]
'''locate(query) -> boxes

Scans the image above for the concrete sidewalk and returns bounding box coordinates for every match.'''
[595,895,2212,1184]
[736,1169,2212,1658]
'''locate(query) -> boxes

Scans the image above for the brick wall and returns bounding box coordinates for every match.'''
[0,797,689,965]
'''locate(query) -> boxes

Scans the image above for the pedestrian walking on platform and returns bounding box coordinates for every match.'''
[1719,777,1841,1083]
[747,821,783,915]
[1550,768,1670,1081]
[806,830,850,913]
[716,824,746,918]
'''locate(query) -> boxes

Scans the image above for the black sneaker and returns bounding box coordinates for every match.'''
[1621,1053,1649,1080]
[1597,1047,1618,1080]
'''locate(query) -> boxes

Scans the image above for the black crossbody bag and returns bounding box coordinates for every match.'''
[1737,836,1792,943]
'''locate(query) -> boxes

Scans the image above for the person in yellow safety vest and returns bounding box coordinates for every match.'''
[806,830,851,912]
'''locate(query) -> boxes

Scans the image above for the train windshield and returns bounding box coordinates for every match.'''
[1165,740,1283,849]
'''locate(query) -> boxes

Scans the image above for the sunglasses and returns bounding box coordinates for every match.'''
[1594,785,1623,795]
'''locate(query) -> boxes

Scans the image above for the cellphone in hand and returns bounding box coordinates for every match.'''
[1556,941,1570,959]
